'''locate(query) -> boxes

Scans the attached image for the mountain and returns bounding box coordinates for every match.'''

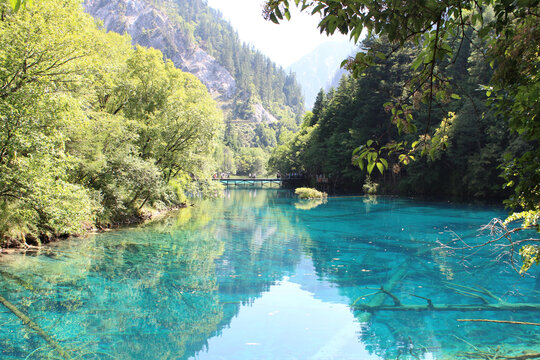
[84,0,235,99]
[83,0,304,151]
[327,67,349,91]
[287,40,355,109]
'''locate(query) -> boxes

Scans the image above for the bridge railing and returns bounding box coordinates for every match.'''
[213,177,306,188]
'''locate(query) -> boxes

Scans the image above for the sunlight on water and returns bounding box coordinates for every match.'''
[195,257,377,360]
[0,189,538,359]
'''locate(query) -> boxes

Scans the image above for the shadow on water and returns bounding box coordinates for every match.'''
[0,189,537,359]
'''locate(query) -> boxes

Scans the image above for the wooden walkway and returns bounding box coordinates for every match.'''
[213,178,305,188]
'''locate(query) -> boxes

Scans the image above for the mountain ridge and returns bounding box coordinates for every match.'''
[84,0,304,131]
[84,0,237,100]
[287,40,355,108]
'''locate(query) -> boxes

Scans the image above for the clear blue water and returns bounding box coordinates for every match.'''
[0,190,538,359]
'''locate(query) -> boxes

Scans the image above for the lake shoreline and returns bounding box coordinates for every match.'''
[0,203,189,253]
[1,190,508,253]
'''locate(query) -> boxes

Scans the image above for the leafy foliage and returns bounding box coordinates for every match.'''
[519,245,540,274]
[264,0,539,271]
[234,147,269,176]
[362,176,379,195]
[295,187,327,199]
[264,0,538,208]
[0,0,223,243]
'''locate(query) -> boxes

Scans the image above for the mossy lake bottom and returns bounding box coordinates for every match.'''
[0,189,538,359]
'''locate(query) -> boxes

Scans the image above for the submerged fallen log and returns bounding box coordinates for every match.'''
[459,351,540,360]
[355,261,409,322]
[352,302,540,312]
[457,318,540,326]
[0,293,72,359]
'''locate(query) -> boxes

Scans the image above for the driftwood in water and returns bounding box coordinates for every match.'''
[354,276,540,313]
[0,293,72,359]
[459,350,540,360]
[354,261,409,322]
[352,302,540,312]
[457,319,540,326]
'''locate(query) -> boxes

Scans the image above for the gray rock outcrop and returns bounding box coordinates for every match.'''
[84,0,236,100]
[253,103,278,124]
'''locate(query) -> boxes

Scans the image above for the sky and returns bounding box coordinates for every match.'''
[205,0,352,68]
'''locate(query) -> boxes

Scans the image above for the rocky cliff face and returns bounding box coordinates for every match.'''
[84,0,236,100]
[253,103,278,124]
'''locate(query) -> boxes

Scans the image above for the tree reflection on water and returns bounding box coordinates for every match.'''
[0,190,538,359]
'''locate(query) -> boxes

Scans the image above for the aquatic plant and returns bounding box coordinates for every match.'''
[294,187,327,199]
[362,176,379,195]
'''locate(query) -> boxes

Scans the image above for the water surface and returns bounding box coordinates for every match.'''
[0,190,538,359]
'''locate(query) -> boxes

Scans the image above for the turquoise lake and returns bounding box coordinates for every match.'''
[0,189,538,359]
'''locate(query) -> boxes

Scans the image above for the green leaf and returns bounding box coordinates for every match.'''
[478,26,490,38]
[8,0,21,11]
[366,139,373,147]
[284,8,291,21]
[312,3,325,14]
[441,42,453,55]
[367,161,375,174]
[275,7,283,20]
[376,162,384,174]
[396,119,403,134]
[423,51,434,64]
[379,158,388,168]
[451,93,461,100]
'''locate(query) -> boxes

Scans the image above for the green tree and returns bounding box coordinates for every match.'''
[309,89,326,126]
[264,0,539,271]
[0,0,225,242]
[235,147,268,176]
[0,0,106,240]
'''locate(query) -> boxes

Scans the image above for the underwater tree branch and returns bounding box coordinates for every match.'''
[457,319,540,326]
[0,293,72,359]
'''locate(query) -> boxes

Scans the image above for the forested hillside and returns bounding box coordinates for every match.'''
[0,0,223,245]
[269,35,528,201]
[84,0,305,176]
[176,0,304,175]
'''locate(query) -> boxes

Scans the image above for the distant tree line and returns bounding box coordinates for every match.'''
[177,0,304,117]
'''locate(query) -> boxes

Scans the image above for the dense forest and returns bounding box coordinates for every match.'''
[269,35,521,201]
[151,0,305,176]
[265,0,538,271]
[0,0,223,245]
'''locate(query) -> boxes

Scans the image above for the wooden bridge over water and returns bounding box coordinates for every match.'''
[213,177,306,188]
